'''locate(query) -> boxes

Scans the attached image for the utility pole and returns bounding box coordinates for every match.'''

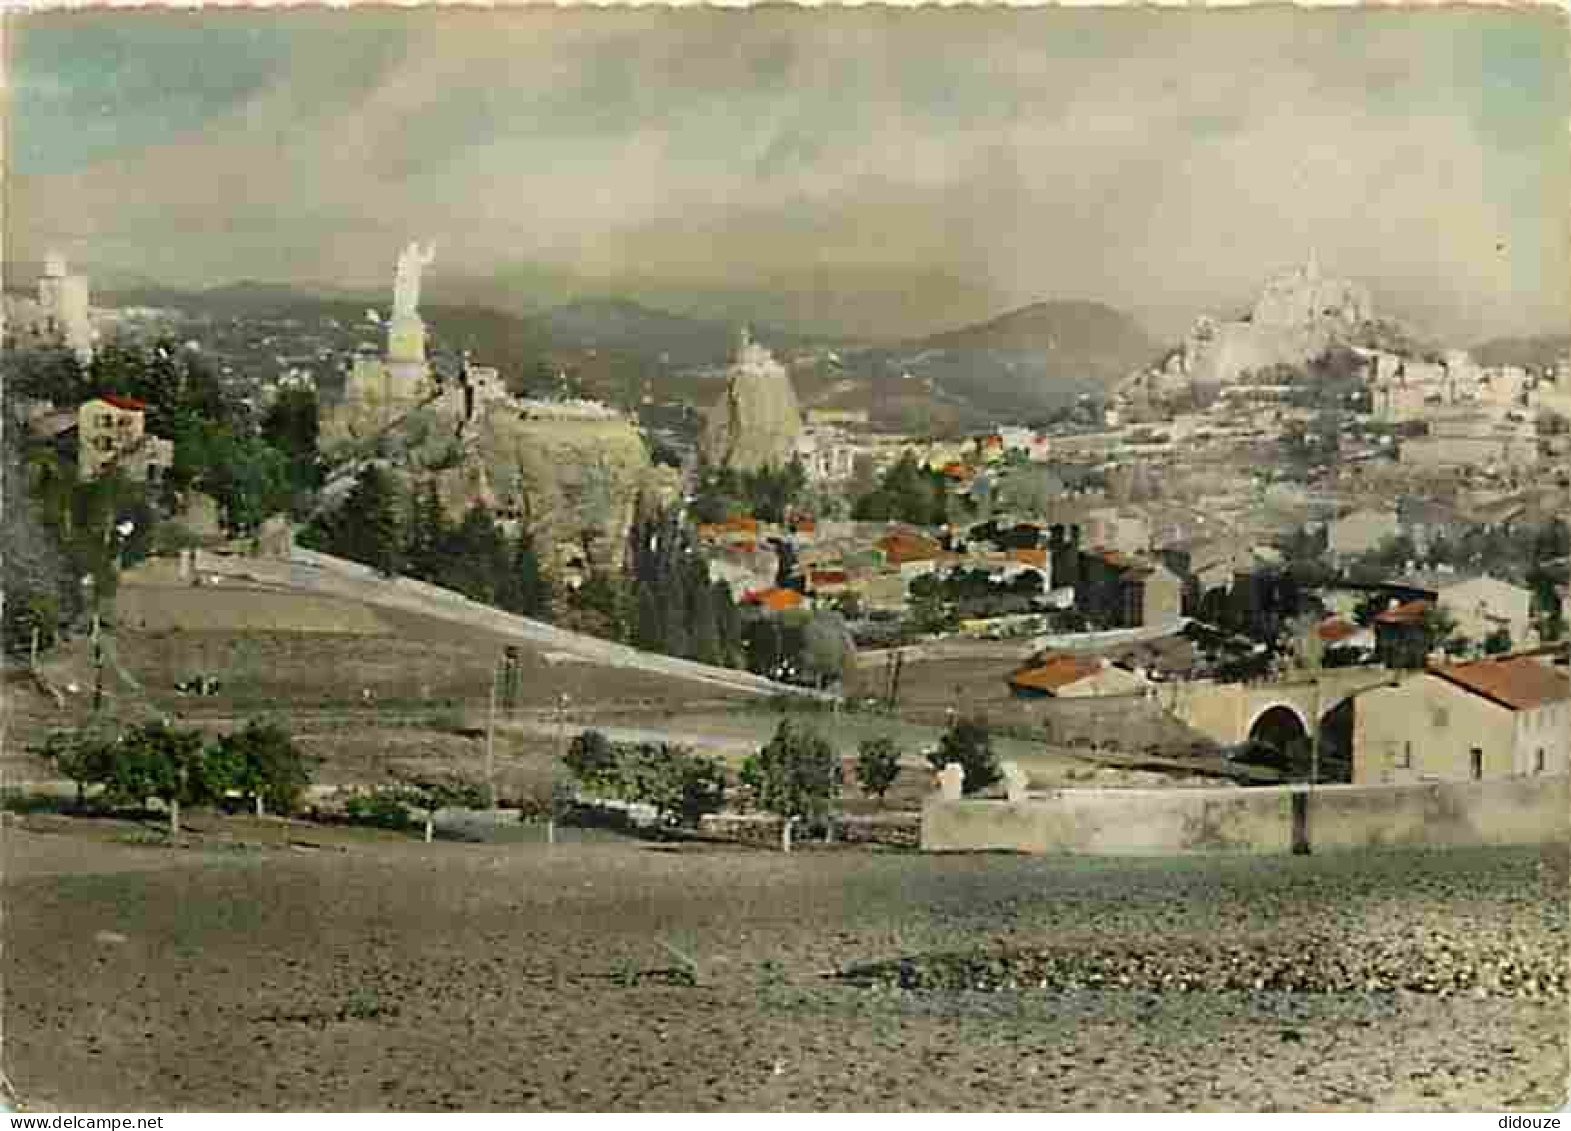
[484,657,500,811]
[550,691,570,845]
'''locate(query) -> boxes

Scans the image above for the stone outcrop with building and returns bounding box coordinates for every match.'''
[318,242,678,574]
[700,327,805,472]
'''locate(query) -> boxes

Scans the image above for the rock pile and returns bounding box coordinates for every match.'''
[833,935,1568,999]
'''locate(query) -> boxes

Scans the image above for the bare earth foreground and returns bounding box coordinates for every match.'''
[5,821,1567,1112]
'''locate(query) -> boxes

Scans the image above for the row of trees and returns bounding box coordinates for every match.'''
[300,466,553,619]
[43,719,317,835]
[690,460,809,525]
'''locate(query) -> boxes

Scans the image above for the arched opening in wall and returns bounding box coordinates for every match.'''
[1245,705,1310,779]
[1316,698,1356,784]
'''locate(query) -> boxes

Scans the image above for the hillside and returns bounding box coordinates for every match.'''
[834,300,1159,423]
[916,300,1156,359]
[1473,333,1570,372]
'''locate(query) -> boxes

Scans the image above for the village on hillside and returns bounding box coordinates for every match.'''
[5,8,1570,1116]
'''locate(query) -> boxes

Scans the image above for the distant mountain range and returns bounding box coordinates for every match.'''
[69,275,1161,422]
[829,300,1161,422]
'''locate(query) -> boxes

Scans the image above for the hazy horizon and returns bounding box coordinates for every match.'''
[9,8,1570,344]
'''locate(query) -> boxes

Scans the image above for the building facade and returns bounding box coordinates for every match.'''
[77,395,174,483]
[1351,656,1570,784]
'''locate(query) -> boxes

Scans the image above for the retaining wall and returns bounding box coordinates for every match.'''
[922,774,1568,855]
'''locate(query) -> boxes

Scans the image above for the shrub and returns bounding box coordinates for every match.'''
[343,790,412,830]
[855,736,902,802]
[928,714,1000,795]
[213,719,319,815]
[564,729,619,792]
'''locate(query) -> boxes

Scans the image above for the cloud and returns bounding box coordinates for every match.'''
[9,7,1568,342]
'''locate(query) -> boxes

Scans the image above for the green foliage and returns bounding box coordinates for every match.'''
[306,465,403,576]
[564,730,619,793]
[1483,626,1513,655]
[908,574,957,636]
[213,719,319,815]
[260,388,323,501]
[625,509,743,665]
[928,714,1000,795]
[855,736,902,801]
[691,460,808,524]
[103,720,223,818]
[800,611,853,688]
[3,591,62,658]
[1530,570,1566,642]
[44,728,116,804]
[9,346,88,405]
[852,452,948,526]
[753,718,841,823]
[343,790,413,830]
[562,734,727,826]
[390,774,488,818]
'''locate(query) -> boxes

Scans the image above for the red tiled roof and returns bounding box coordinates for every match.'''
[1008,547,1048,569]
[808,569,848,588]
[940,462,972,480]
[1429,656,1570,712]
[1318,617,1360,644]
[1007,654,1103,694]
[742,587,804,612]
[97,394,147,412]
[1375,599,1431,626]
[878,532,943,565]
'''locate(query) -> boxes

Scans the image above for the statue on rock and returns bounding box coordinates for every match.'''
[393,241,436,321]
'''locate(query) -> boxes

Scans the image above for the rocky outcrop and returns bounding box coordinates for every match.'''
[700,328,804,471]
[1116,258,1379,410]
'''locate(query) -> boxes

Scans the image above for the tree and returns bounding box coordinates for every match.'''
[316,465,403,576]
[43,728,115,809]
[855,736,902,803]
[403,478,449,582]
[8,345,88,406]
[801,611,853,689]
[214,719,318,816]
[908,574,955,636]
[260,388,323,498]
[106,720,227,838]
[499,524,551,619]
[927,714,1000,795]
[564,729,619,793]
[753,719,842,850]
[1483,626,1513,655]
[1530,570,1566,642]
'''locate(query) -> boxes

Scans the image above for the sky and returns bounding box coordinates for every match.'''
[7,7,1570,343]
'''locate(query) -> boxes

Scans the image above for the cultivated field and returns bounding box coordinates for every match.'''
[4,820,1565,1112]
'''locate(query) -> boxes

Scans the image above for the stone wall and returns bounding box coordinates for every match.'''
[922,775,1568,856]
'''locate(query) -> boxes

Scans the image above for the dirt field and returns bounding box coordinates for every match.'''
[5,819,1564,1112]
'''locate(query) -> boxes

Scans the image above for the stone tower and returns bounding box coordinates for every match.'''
[37,251,94,365]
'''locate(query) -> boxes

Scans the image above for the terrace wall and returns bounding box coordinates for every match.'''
[921,775,1568,855]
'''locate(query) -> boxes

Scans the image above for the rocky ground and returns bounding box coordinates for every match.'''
[5,818,1565,1112]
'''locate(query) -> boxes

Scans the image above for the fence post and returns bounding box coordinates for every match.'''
[1291,788,1310,855]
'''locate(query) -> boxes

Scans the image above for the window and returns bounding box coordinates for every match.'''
[1535,748,1546,775]
[1470,748,1483,781]
[1396,741,1412,769]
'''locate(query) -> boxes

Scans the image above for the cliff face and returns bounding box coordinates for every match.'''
[473,408,677,572]
[700,331,804,472]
